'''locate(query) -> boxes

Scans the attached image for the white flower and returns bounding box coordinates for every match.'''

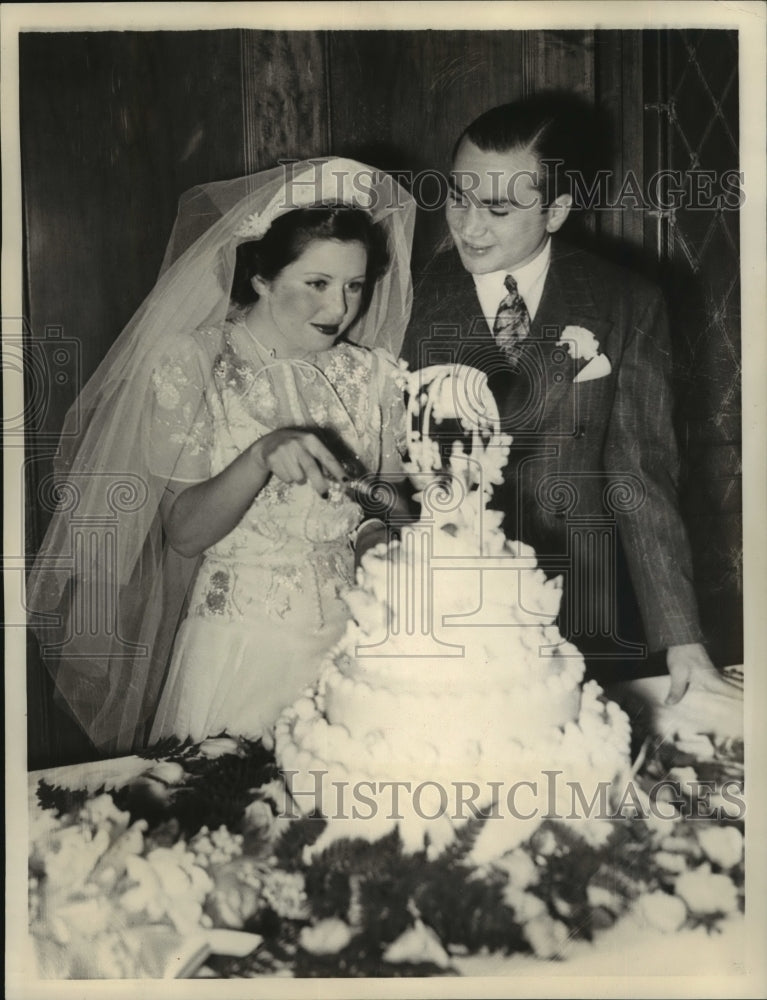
[234,209,271,240]
[29,803,62,847]
[197,736,241,759]
[41,825,112,893]
[654,850,688,874]
[660,833,699,857]
[264,869,309,920]
[119,845,212,935]
[586,883,623,913]
[495,849,539,890]
[503,886,546,922]
[190,825,244,868]
[674,732,715,760]
[558,325,600,361]
[261,870,309,921]
[696,825,743,870]
[667,766,700,799]
[675,863,739,915]
[146,761,186,784]
[78,794,131,832]
[120,854,164,918]
[523,914,570,959]
[204,858,263,928]
[383,920,450,968]
[530,827,558,858]
[637,891,687,932]
[91,820,149,887]
[299,917,354,955]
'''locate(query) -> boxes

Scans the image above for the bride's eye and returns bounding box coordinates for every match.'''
[307,279,328,290]
[346,281,365,295]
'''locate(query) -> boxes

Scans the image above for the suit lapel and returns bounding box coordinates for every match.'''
[455,262,492,337]
[479,242,615,430]
[536,241,614,343]
[521,242,615,413]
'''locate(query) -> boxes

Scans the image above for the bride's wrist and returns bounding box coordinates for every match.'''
[352,518,400,548]
[354,517,386,541]
[248,441,270,480]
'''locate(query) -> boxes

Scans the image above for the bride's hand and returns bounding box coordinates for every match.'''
[665,643,742,705]
[251,430,347,495]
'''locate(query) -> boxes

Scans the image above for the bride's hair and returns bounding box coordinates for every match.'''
[231,205,391,311]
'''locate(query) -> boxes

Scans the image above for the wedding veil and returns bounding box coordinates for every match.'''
[26,158,416,755]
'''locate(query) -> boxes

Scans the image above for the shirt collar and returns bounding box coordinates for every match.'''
[473,237,551,308]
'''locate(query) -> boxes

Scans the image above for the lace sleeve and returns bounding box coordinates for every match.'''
[148,333,216,484]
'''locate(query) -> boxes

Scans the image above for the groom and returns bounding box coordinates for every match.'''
[402,93,727,703]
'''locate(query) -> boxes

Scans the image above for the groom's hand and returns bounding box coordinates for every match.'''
[665,643,741,705]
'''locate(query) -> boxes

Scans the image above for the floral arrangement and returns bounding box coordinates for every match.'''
[28,725,744,980]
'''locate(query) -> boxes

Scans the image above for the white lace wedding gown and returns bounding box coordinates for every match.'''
[147,321,405,743]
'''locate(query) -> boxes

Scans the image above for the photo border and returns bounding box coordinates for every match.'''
[3,3,765,998]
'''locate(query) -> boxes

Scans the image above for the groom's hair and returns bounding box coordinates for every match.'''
[455,91,605,207]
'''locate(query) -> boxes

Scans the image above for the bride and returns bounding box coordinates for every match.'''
[27,158,416,755]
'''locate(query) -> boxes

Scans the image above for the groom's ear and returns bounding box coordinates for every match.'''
[544,194,572,235]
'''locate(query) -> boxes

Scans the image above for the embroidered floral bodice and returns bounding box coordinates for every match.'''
[150,322,406,632]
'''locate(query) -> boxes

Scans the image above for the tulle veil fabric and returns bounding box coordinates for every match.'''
[26,158,416,755]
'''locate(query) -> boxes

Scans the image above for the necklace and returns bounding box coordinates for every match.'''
[235,318,278,359]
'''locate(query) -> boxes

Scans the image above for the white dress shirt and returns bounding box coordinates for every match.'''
[472,238,552,330]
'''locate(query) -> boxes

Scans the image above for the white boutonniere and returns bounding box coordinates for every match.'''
[557,326,612,383]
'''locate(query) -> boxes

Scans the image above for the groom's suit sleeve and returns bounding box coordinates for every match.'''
[603,286,705,652]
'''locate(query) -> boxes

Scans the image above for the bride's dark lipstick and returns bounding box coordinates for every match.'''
[312,323,340,337]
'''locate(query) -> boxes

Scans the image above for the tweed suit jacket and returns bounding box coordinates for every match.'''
[402,239,704,658]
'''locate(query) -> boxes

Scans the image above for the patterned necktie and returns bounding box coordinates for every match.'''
[492,274,530,364]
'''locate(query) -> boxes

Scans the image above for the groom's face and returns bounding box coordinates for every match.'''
[447,139,564,274]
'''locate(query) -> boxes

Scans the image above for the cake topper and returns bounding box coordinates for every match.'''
[403,364,511,527]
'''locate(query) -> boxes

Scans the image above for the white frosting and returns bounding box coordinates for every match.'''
[274,365,632,860]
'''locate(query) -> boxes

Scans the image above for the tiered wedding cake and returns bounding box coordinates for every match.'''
[275,365,632,860]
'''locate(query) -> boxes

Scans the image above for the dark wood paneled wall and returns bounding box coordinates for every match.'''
[20,29,740,767]
[322,30,626,263]
[643,30,742,666]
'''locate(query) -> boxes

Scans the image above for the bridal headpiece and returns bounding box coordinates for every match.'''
[233,158,378,241]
